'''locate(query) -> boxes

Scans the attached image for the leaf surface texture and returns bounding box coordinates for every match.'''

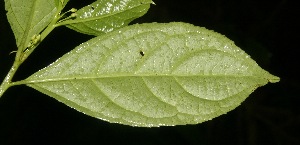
[63,0,153,36]
[5,0,57,49]
[25,22,279,127]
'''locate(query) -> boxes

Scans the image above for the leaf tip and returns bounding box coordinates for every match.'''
[268,75,280,83]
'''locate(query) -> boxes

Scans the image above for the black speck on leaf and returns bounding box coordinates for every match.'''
[139,51,145,56]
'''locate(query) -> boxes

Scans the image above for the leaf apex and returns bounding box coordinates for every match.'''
[268,75,280,83]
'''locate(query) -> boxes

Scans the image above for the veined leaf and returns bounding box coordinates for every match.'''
[61,0,153,36]
[24,22,279,127]
[5,0,57,50]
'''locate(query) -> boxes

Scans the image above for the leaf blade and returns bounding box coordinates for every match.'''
[24,22,279,127]
[62,0,153,36]
[5,0,57,50]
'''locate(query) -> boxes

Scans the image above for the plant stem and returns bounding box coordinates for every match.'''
[0,20,58,97]
[0,4,71,97]
[20,24,56,62]
[0,14,60,98]
[0,59,22,97]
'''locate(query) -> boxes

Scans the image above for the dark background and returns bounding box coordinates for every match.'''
[0,0,298,145]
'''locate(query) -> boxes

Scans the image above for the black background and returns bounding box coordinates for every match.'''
[0,0,299,145]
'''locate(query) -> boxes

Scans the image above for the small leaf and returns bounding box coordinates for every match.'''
[61,0,153,36]
[24,22,279,127]
[5,0,57,50]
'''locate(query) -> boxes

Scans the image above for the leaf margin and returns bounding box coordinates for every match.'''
[22,22,280,127]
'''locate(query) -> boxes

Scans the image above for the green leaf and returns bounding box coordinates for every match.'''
[5,0,57,50]
[54,0,69,8]
[24,22,279,127]
[61,0,153,36]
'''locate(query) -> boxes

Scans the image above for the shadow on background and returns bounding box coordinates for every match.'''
[0,0,298,145]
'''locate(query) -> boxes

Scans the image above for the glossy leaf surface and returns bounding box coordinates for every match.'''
[24,22,279,127]
[62,0,153,36]
[5,0,57,49]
